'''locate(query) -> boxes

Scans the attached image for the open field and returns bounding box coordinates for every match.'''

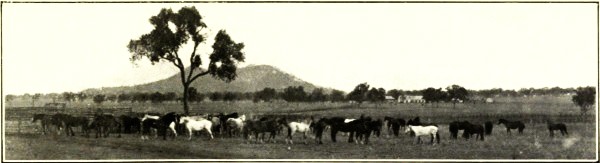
[3,96,597,160]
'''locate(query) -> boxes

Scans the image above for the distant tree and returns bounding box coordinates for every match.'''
[106,94,118,102]
[5,94,16,102]
[309,88,327,102]
[62,92,76,102]
[209,92,223,101]
[366,88,386,103]
[150,92,165,103]
[117,93,132,103]
[328,89,346,102]
[446,85,468,108]
[127,6,245,114]
[422,88,446,107]
[282,86,307,102]
[386,89,402,100]
[255,87,277,102]
[163,92,178,102]
[32,93,42,107]
[133,92,149,103]
[76,92,88,102]
[93,94,106,104]
[572,86,596,115]
[222,92,238,101]
[347,83,370,104]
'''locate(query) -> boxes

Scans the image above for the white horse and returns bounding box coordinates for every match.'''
[226,115,246,137]
[405,125,439,145]
[179,116,214,140]
[284,120,312,144]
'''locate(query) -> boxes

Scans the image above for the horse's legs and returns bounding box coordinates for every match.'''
[207,128,214,140]
[549,129,554,137]
[348,131,355,143]
[330,129,338,143]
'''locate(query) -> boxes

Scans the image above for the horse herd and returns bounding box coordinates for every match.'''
[30,112,570,145]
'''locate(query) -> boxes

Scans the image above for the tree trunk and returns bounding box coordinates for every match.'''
[182,85,190,115]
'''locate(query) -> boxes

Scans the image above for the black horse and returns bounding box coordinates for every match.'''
[90,114,122,138]
[355,118,383,144]
[484,121,493,135]
[244,117,284,143]
[464,123,485,141]
[120,115,141,134]
[218,112,239,134]
[141,118,160,139]
[51,113,91,136]
[449,121,471,139]
[32,114,52,135]
[498,119,525,135]
[319,116,375,144]
[546,120,568,137]
[158,112,180,140]
[383,116,406,137]
[311,117,330,144]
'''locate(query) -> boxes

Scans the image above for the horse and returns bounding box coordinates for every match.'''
[405,125,440,145]
[355,118,383,144]
[90,114,121,138]
[407,116,437,137]
[32,114,52,135]
[311,117,330,144]
[141,118,160,140]
[219,112,239,134]
[243,117,283,143]
[282,118,312,144]
[158,112,180,140]
[498,119,525,135]
[179,116,214,140]
[323,116,374,144]
[51,113,91,136]
[383,116,406,137]
[226,114,246,137]
[207,116,222,136]
[120,115,141,134]
[546,120,568,137]
[449,121,471,139]
[484,121,493,135]
[464,123,485,141]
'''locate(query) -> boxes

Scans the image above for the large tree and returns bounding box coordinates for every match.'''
[446,84,468,108]
[128,6,245,114]
[572,86,596,115]
[347,83,370,104]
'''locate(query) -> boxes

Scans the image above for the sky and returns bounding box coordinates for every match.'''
[2,2,598,95]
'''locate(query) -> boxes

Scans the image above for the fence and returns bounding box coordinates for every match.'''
[4,107,132,134]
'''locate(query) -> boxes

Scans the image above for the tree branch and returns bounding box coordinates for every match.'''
[187,70,210,85]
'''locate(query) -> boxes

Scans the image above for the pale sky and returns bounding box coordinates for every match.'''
[2,3,598,95]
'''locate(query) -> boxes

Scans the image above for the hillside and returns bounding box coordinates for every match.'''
[82,65,324,95]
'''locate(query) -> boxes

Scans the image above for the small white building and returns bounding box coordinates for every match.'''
[399,95,425,103]
[485,98,494,103]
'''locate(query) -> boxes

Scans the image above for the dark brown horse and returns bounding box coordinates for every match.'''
[498,119,525,135]
[32,114,52,135]
[90,114,122,138]
[546,120,568,137]
[383,116,406,137]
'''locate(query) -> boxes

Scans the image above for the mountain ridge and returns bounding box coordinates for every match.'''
[82,64,327,95]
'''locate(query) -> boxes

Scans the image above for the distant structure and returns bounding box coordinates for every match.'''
[44,102,66,108]
[399,95,425,103]
[385,96,396,103]
[485,98,494,103]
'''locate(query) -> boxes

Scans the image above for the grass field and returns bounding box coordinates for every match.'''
[3,95,598,160]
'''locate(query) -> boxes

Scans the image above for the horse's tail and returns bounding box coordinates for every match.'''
[287,125,292,139]
[480,130,484,141]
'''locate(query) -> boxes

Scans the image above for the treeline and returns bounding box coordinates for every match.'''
[4,85,592,105]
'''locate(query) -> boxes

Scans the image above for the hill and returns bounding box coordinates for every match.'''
[82,65,325,95]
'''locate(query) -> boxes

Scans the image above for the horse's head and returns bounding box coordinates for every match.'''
[404,125,413,133]
[498,119,506,125]
[32,114,44,122]
[239,115,246,121]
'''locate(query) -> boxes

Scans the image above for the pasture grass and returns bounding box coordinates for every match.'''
[4,122,596,160]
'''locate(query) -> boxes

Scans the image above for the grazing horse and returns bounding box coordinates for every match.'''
[484,121,493,135]
[226,114,246,137]
[323,116,374,144]
[51,113,91,136]
[244,117,283,143]
[383,116,406,137]
[355,118,383,144]
[179,116,214,140]
[90,114,121,138]
[498,119,525,135]
[120,115,141,134]
[141,118,160,140]
[449,121,471,139]
[546,120,568,137]
[464,123,485,141]
[32,114,52,135]
[282,118,312,144]
[207,116,222,136]
[405,125,440,145]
